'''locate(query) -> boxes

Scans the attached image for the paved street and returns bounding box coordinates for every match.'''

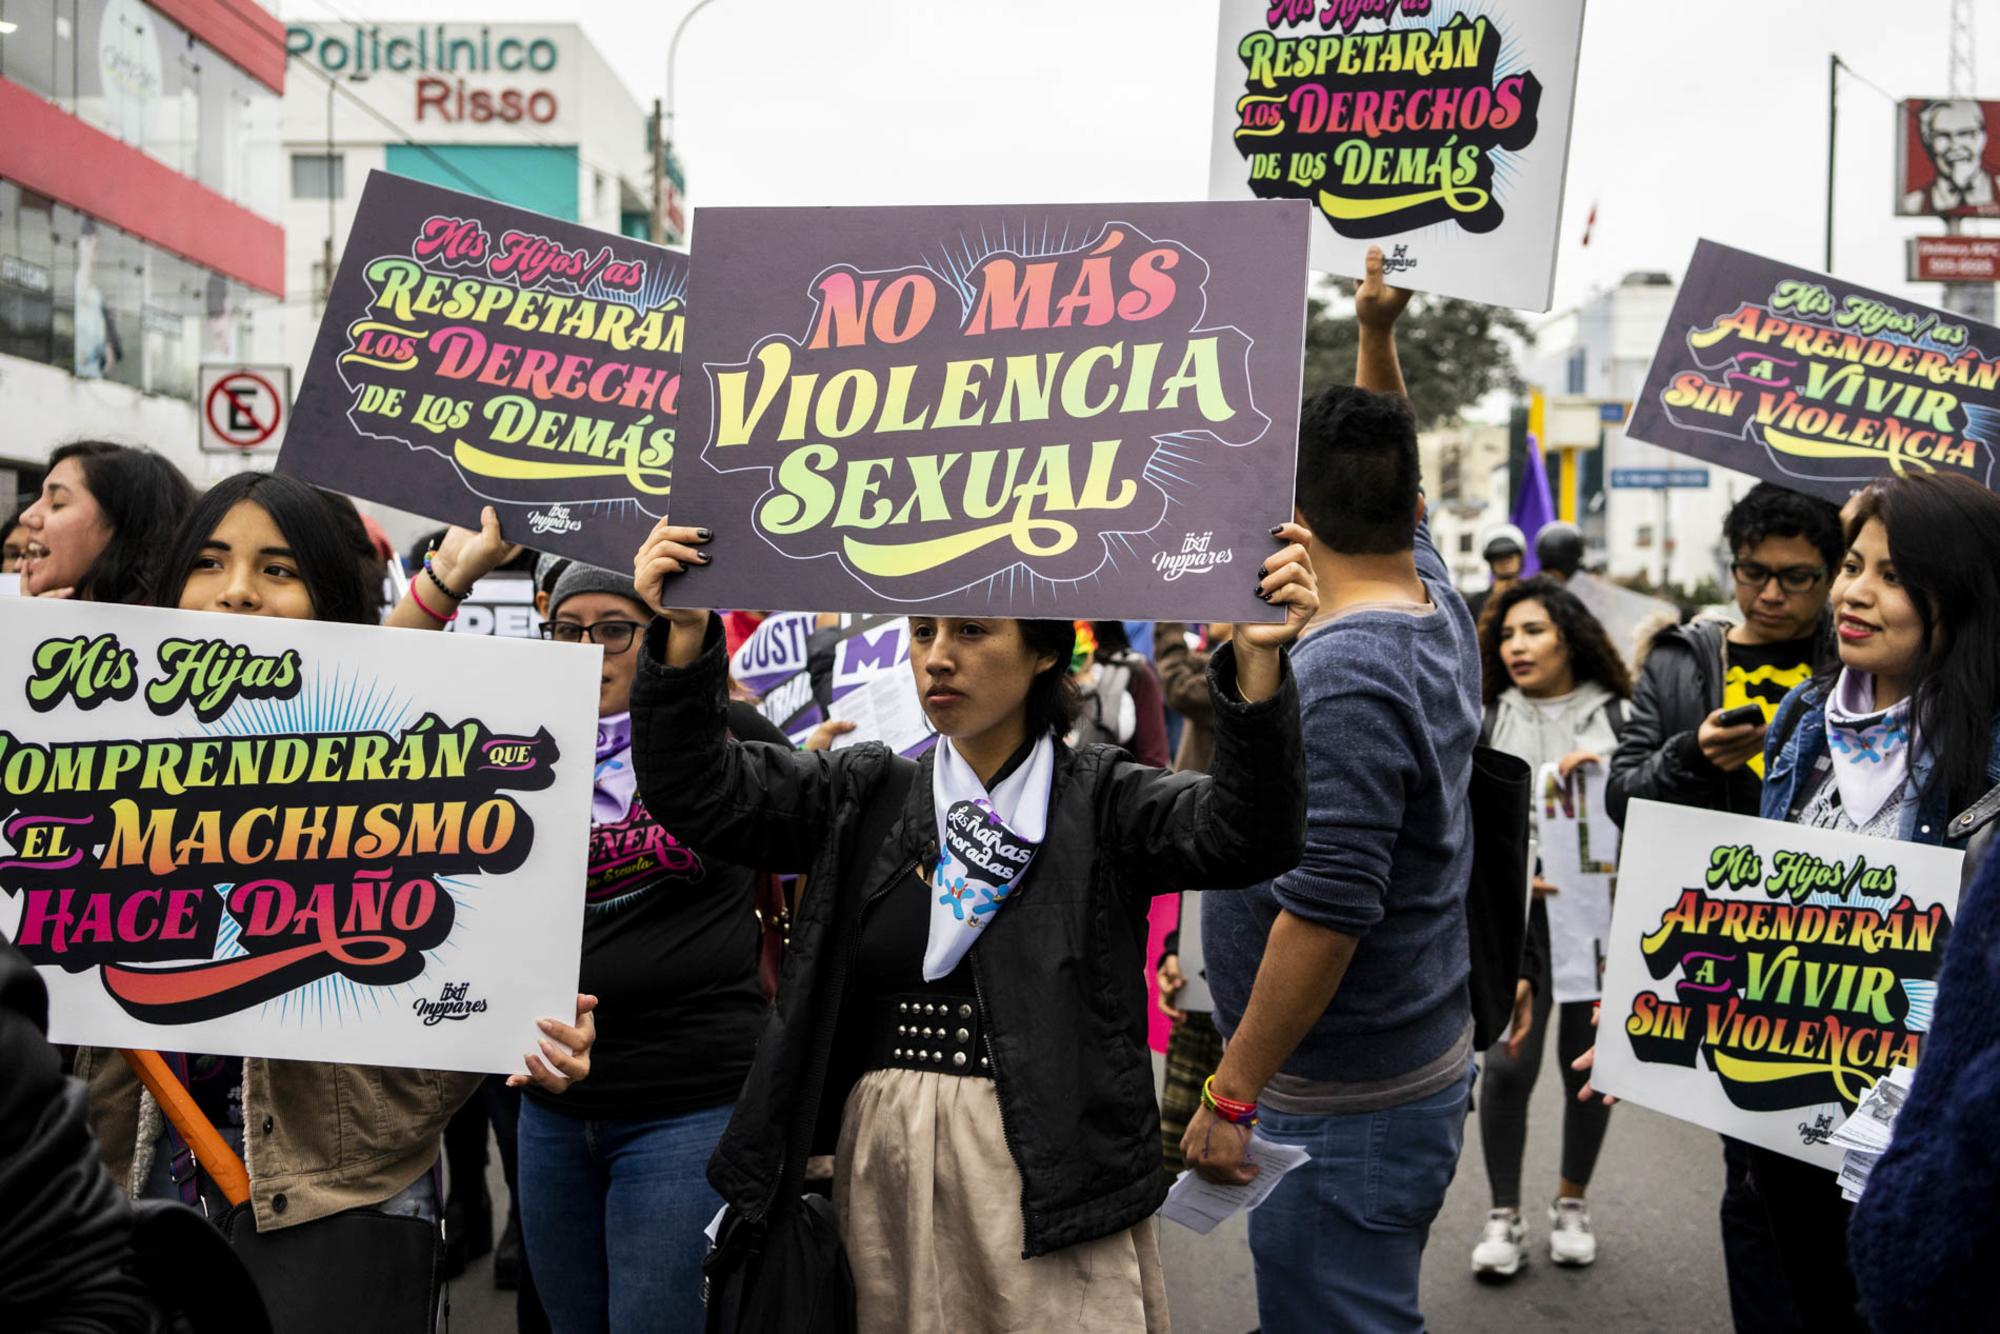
[1159,1051,1733,1333]
[447,1035,1733,1332]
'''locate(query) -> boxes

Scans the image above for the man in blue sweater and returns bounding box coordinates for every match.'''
[1188,248,1480,1334]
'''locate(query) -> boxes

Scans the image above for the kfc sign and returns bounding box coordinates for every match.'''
[1897,98,2000,218]
[1908,236,2000,283]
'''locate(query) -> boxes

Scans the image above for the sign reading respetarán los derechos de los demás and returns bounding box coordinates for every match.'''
[283,171,687,571]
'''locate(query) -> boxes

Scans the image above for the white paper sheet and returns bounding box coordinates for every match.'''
[1536,762,1617,1003]
[830,667,935,755]
[1159,1136,1311,1235]
[1176,891,1213,1014]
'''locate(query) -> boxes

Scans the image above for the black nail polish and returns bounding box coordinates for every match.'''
[1269,525,1284,536]
[1258,565,1269,579]
[695,528,713,541]
[697,552,711,564]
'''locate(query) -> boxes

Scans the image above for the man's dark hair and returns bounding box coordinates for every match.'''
[1293,385,1419,555]
[1722,483,1843,572]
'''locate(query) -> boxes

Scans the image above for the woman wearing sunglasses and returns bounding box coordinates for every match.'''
[518,564,792,1333]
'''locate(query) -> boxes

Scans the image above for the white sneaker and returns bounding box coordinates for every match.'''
[1471,1208,1527,1279]
[1548,1198,1598,1267]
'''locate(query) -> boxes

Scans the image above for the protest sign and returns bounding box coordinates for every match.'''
[448,573,541,639]
[282,171,688,572]
[1536,761,1616,1003]
[1626,240,2000,502]
[730,612,818,696]
[669,201,1311,621]
[1593,800,1961,1169]
[1207,0,1586,311]
[0,598,596,1074]
[743,615,939,757]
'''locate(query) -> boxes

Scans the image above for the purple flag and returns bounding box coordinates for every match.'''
[1511,434,1556,576]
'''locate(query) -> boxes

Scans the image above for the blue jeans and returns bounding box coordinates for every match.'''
[1248,1060,1475,1334]
[517,1097,732,1334]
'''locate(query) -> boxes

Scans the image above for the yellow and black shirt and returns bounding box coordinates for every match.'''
[1721,635,1817,778]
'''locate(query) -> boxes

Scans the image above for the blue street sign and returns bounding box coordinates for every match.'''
[1611,467,1710,489]
[1599,402,1628,423]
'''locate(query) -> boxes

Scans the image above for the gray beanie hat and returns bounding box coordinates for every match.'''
[533,551,572,595]
[549,562,649,618]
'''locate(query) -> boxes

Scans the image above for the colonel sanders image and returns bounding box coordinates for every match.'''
[1903,98,2000,215]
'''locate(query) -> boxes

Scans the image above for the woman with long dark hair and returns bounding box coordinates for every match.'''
[625,517,1312,1332]
[16,441,194,602]
[1470,576,1631,1278]
[1745,474,2000,1331]
[75,472,594,1329]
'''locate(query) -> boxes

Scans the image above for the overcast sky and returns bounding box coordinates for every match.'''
[277,0,2000,321]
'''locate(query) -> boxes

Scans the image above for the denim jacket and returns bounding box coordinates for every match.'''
[1761,682,2000,867]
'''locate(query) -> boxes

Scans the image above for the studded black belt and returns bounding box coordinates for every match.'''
[858,991,992,1077]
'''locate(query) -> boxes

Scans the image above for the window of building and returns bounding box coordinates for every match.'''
[1458,533,1474,554]
[0,186,257,403]
[1566,349,1587,395]
[291,153,345,200]
[1635,524,1655,549]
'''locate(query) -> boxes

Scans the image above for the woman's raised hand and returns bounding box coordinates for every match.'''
[1226,523,1318,705]
[431,506,521,593]
[633,517,712,626]
[1234,522,1318,653]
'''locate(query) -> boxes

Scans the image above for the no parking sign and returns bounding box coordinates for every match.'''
[199,364,291,453]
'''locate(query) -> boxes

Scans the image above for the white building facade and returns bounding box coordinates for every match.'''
[1528,271,1764,594]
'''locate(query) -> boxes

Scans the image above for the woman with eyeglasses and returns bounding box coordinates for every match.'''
[517,563,793,1334]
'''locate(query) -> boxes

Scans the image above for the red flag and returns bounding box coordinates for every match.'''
[1581,201,1598,247]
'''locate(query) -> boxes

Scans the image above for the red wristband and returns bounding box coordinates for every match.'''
[409,576,456,624]
[1202,1075,1259,1125]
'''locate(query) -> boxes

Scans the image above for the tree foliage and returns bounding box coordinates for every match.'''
[1301,285,1532,429]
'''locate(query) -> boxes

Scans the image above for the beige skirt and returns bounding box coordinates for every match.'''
[833,1067,1170,1334]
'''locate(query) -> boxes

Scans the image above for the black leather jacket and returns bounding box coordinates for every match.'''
[1607,618,1833,827]
[630,615,1304,1257]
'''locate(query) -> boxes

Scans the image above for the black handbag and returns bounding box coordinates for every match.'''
[702,755,915,1334]
[1465,743,1534,1050]
[221,1200,442,1334]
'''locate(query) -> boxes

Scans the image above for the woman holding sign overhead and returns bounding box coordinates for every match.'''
[73,473,594,1332]
[1468,576,1630,1280]
[1727,473,2000,1332]
[626,519,1311,1332]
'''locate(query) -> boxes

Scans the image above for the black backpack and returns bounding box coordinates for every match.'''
[1464,744,1533,1050]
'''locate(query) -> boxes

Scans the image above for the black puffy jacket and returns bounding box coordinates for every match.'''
[630,615,1304,1258]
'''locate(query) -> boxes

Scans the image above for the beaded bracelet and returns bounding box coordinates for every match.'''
[408,576,456,624]
[1201,1074,1259,1126]
[421,550,467,601]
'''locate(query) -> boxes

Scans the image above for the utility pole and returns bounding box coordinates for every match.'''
[650,98,665,245]
[1824,54,1839,273]
[661,0,722,248]
[321,71,368,304]
[1941,0,1992,321]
